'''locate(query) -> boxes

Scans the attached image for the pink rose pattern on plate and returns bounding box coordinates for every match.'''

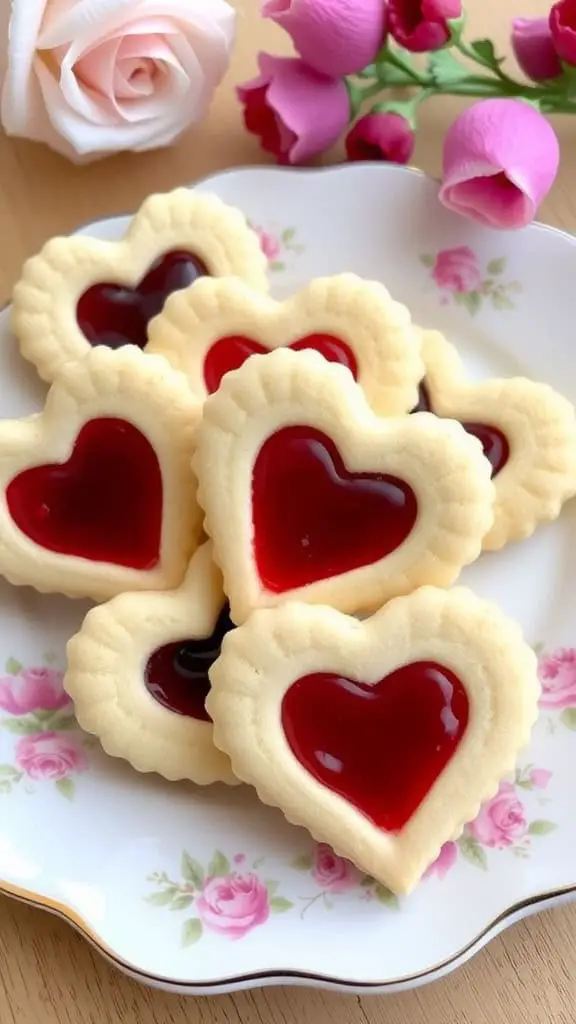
[538,647,576,732]
[421,247,522,315]
[248,221,305,273]
[0,655,94,800]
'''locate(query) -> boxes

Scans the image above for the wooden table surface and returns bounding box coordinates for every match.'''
[1,1,575,1021]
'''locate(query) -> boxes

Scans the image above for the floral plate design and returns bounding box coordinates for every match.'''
[1,164,576,995]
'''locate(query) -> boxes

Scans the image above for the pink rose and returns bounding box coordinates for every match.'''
[530,768,553,789]
[389,0,462,53]
[263,0,387,78]
[0,666,70,715]
[196,873,270,939]
[254,226,281,262]
[424,841,458,880]
[538,648,576,709]
[468,782,527,848]
[1,0,236,162]
[431,246,481,294]
[511,17,562,82]
[439,99,560,230]
[311,844,358,893]
[238,53,350,165]
[15,731,88,781]
[345,111,415,165]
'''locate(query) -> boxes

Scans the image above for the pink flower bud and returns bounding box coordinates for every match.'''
[511,17,562,81]
[439,99,559,230]
[237,53,350,165]
[262,0,387,78]
[389,0,462,52]
[345,112,414,164]
[550,0,576,65]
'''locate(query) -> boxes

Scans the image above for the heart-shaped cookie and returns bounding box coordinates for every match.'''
[147,274,424,414]
[65,542,237,785]
[194,349,495,623]
[207,588,540,894]
[0,347,202,600]
[414,329,576,550]
[12,189,269,383]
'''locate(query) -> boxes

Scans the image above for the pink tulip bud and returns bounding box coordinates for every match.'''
[550,0,576,64]
[345,112,414,164]
[511,17,562,81]
[389,0,463,53]
[237,53,350,165]
[262,0,387,78]
[439,98,559,230]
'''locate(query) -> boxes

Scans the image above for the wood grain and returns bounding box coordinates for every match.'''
[0,0,575,1020]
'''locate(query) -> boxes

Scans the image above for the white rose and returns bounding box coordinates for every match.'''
[1,0,236,161]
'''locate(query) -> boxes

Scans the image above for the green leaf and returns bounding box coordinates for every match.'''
[532,642,544,656]
[146,888,178,907]
[170,894,194,912]
[516,779,534,790]
[0,780,12,794]
[469,38,505,70]
[356,63,377,79]
[0,764,20,778]
[181,851,204,888]
[265,880,279,899]
[1,718,44,735]
[487,257,506,275]
[458,834,488,870]
[508,281,523,293]
[528,820,557,836]
[462,291,482,315]
[360,875,374,888]
[181,918,203,947]
[281,227,295,245]
[55,777,74,801]
[428,49,469,86]
[375,884,399,909]
[270,897,294,914]
[291,853,314,871]
[491,291,514,311]
[269,260,286,273]
[47,714,78,732]
[5,657,22,676]
[560,707,576,730]
[207,850,230,879]
[419,253,435,268]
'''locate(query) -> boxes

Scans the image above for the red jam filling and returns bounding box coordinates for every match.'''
[76,250,209,349]
[6,418,161,569]
[252,426,417,592]
[413,382,509,476]
[282,663,469,831]
[144,603,234,720]
[203,334,358,393]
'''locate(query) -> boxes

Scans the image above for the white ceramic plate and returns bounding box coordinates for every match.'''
[1,164,576,996]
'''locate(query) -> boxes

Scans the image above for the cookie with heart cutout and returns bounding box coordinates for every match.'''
[0,346,203,600]
[207,587,540,895]
[12,189,269,384]
[194,348,495,623]
[146,273,424,414]
[65,542,237,785]
[413,329,576,550]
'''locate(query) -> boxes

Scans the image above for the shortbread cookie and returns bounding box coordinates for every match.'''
[65,543,237,785]
[208,588,540,894]
[0,347,202,600]
[414,329,576,550]
[194,349,495,623]
[147,274,424,414]
[13,189,269,383]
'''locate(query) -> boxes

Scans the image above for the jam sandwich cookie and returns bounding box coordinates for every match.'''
[0,346,202,600]
[147,273,424,414]
[65,543,237,785]
[12,189,269,383]
[194,349,495,624]
[207,588,540,895]
[414,329,576,550]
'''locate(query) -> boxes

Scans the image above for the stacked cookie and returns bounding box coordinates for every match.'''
[4,188,575,894]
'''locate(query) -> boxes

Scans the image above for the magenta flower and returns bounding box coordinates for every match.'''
[439,99,560,229]
[196,873,270,939]
[345,111,414,164]
[311,844,358,893]
[238,53,350,165]
[529,768,553,789]
[15,732,88,781]
[511,17,562,82]
[389,0,462,53]
[431,246,481,293]
[550,0,576,65]
[538,648,576,709]
[0,666,70,715]
[424,841,458,880]
[253,225,281,261]
[262,0,387,78]
[468,782,527,848]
